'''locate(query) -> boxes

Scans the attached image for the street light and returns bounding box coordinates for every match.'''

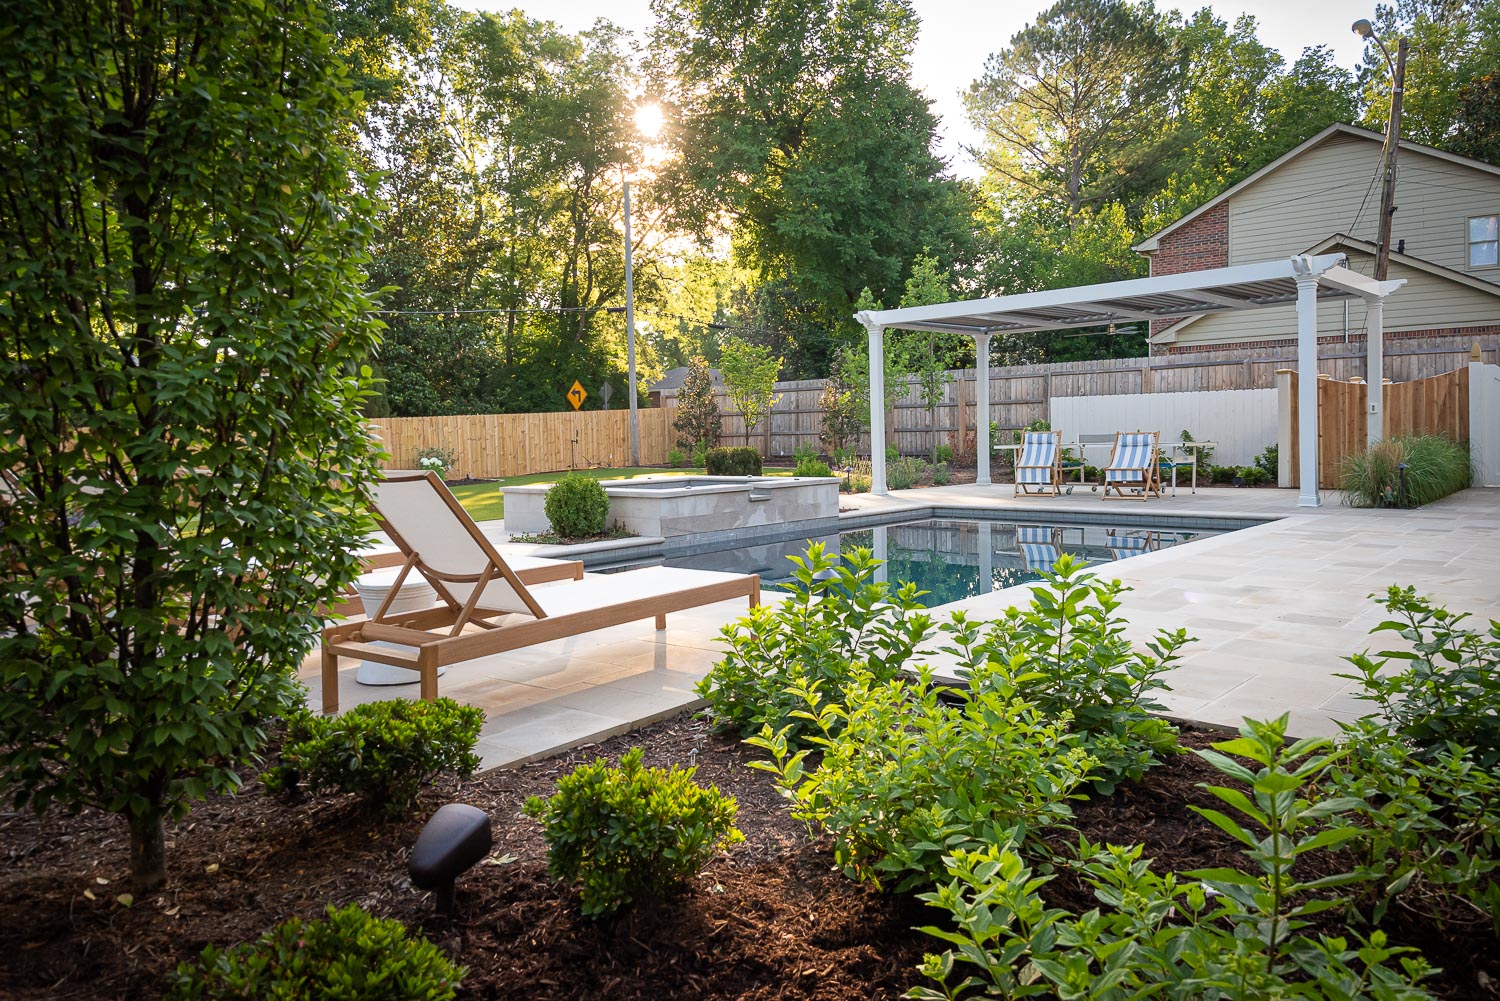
[620,102,663,468]
[1352,17,1409,281]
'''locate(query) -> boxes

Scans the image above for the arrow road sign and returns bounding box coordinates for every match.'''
[567,380,587,410]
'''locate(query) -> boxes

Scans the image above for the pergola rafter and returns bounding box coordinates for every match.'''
[856,254,1405,507]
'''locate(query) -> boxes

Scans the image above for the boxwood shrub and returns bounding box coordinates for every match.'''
[705,446,762,476]
[524,747,743,917]
[262,698,483,815]
[167,903,464,1000]
[544,472,610,537]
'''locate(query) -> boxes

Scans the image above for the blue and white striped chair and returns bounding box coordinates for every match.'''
[1014,430,1063,497]
[1015,524,1063,573]
[1102,431,1162,501]
[1106,529,1159,561]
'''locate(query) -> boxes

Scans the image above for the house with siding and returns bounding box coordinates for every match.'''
[1133,124,1500,357]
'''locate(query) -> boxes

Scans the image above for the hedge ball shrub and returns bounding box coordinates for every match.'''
[166,903,464,1000]
[524,747,744,917]
[262,698,483,815]
[705,446,762,476]
[544,472,610,537]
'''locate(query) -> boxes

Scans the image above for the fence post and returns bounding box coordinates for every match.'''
[1276,368,1295,489]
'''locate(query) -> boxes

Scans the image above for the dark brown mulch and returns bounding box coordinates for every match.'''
[1,718,1495,1000]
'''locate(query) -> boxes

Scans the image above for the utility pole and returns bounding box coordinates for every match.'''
[623,179,640,466]
[1355,19,1408,281]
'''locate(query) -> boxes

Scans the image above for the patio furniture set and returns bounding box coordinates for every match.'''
[1012,430,1215,500]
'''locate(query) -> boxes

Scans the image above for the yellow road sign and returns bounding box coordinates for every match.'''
[567,380,587,410]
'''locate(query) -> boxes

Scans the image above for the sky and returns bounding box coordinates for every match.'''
[450,1,1381,177]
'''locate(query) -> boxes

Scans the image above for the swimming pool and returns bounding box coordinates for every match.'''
[602,517,1223,608]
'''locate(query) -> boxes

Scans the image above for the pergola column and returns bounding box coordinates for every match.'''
[1295,273,1322,508]
[863,317,888,495]
[1366,297,1384,447]
[975,331,992,486]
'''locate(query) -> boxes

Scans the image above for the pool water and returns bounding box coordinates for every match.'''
[632,517,1221,608]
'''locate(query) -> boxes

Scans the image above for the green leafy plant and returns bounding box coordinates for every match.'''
[830,446,857,467]
[1341,435,1470,508]
[698,543,934,741]
[666,446,689,467]
[1210,465,1239,484]
[1254,442,1279,480]
[262,699,483,815]
[934,443,955,464]
[416,446,458,479]
[794,456,835,477]
[1329,719,1500,932]
[941,555,1190,791]
[912,716,1436,1001]
[932,461,952,486]
[524,747,743,917]
[690,438,711,467]
[1179,428,1214,469]
[0,0,384,889]
[1237,465,1270,486]
[1339,586,1500,767]
[705,446,763,476]
[888,455,932,490]
[166,903,464,1000]
[749,668,1095,892]
[544,472,611,538]
[673,355,722,450]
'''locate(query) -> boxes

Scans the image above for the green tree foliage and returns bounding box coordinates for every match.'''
[896,253,962,460]
[818,362,866,458]
[718,337,783,446]
[672,355,723,450]
[0,0,384,889]
[1356,0,1500,152]
[966,0,1182,223]
[648,0,972,377]
[351,9,664,415]
[1452,71,1500,165]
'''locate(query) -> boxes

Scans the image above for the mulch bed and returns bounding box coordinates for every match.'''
[1,716,1495,1000]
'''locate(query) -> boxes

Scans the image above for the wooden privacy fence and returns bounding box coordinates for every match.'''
[370,408,677,479]
[663,332,1498,459]
[1283,367,1470,489]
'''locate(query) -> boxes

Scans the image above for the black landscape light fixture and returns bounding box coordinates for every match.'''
[1396,461,1410,508]
[409,803,492,914]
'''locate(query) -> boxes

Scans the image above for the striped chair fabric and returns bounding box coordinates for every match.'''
[1107,433,1155,482]
[1015,432,1059,484]
[1016,524,1061,571]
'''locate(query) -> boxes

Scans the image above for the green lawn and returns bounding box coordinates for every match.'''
[447,467,703,523]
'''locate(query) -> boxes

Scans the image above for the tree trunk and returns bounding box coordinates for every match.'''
[129,810,167,891]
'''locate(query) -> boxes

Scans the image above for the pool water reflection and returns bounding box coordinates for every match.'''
[648,517,1221,608]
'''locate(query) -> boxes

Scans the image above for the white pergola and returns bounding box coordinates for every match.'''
[856,254,1405,508]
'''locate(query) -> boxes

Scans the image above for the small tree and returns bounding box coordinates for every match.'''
[818,363,865,458]
[843,288,911,446]
[718,337,783,449]
[899,252,957,462]
[672,355,722,452]
[0,0,383,889]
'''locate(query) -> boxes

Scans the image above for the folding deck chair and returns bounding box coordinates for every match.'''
[1014,430,1064,497]
[1106,529,1161,561]
[1015,524,1064,573]
[1102,431,1162,501]
[320,472,759,712]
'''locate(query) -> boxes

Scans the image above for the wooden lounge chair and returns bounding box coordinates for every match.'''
[1014,430,1064,497]
[319,472,759,712]
[1102,431,1162,501]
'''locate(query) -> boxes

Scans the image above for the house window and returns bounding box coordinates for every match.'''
[1471,215,1499,268]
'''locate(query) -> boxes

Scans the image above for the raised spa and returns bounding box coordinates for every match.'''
[502,475,841,538]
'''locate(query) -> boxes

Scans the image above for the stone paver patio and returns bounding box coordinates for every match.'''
[301,484,1500,769]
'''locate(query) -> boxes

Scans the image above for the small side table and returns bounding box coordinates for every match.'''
[350,568,447,686]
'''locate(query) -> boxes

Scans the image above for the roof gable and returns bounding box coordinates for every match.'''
[1133,124,1500,254]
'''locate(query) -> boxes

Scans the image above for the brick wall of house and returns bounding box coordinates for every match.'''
[1147,202,1229,336]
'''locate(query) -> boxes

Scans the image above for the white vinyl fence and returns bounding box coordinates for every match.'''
[1049,388,1277,467]
[1471,363,1500,487]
